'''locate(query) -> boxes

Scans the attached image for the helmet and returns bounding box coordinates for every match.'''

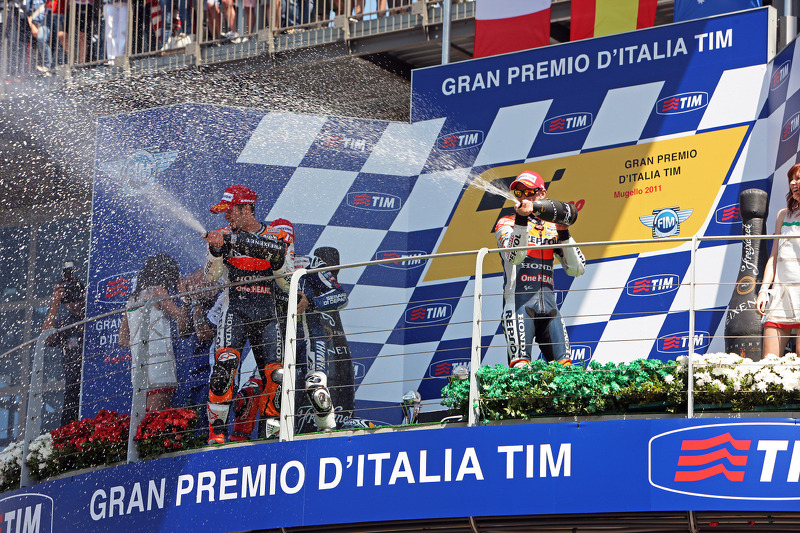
[510,171,546,196]
[270,218,295,244]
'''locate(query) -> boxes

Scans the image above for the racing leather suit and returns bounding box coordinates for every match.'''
[275,253,349,431]
[204,224,287,436]
[495,212,586,366]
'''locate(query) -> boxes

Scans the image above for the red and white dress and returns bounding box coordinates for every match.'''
[765,210,800,327]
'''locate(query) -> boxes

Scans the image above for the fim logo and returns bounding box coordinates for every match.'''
[99,148,178,196]
[543,112,593,134]
[94,271,137,305]
[656,330,710,353]
[626,275,680,296]
[656,92,708,115]
[405,303,453,324]
[782,111,800,142]
[569,345,592,365]
[320,135,368,152]
[0,493,54,533]
[715,204,741,224]
[428,359,470,378]
[347,192,402,211]
[772,60,791,91]
[639,206,693,239]
[374,250,427,270]
[437,130,484,151]
[649,423,800,499]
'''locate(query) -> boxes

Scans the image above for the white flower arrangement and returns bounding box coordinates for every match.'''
[676,352,800,408]
[0,441,22,489]
[0,433,57,492]
[26,433,54,478]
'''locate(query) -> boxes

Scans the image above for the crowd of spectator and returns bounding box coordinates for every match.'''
[0,0,420,78]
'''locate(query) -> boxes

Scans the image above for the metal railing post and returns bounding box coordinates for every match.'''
[279,268,306,442]
[126,300,153,463]
[0,0,8,96]
[467,248,488,427]
[66,0,77,68]
[688,235,697,419]
[20,331,52,487]
[441,0,451,64]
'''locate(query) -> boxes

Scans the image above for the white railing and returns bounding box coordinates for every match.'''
[0,232,782,487]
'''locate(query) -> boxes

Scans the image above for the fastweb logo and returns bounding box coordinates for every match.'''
[650,423,800,499]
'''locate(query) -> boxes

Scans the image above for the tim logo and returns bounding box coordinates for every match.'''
[649,423,800,499]
[715,204,741,224]
[772,60,791,91]
[347,192,402,211]
[782,112,800,142]
[374,250,427,270]
[656,92,708,115]
[626,275,680,296]
[569,345,592,365]
[405,303,453,324]
[428,359,470,378]
[320,135,368,152]
[656,330,710,353]
[0,493,54,533]
[437,130,484,151]
[94,271,137,304]
[352,361,366,380]
[543,113,593,134]
[639,207,693,239]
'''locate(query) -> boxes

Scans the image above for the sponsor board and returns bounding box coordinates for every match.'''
[9,418,800,531]
[426,127,746,281]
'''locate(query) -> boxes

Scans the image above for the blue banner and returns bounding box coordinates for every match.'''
[674,1,762,23]
[6,419,800,531]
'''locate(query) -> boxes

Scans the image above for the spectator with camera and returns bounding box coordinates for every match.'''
[41,261,86,427]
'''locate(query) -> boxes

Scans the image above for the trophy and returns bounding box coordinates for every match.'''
[401,390,421,424]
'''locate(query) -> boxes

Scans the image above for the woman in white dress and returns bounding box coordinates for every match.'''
[119,253,190,412]
[757,163,800,358]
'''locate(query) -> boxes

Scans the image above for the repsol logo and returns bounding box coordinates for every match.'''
[772,60,791,91]
[437,130,484,151]
[656,92,708,115]
[347,192,402,211]
[94,270,136,304]
[626,275,680,296]
[428,358,470,378]
[782,112,800,142]
[0,493,53,533]
[543,112,593,134]
[405,303,453,324]
[656,331,710,353]
[715,204,741,224]
[649,423,800,499]
[374,250,427,270]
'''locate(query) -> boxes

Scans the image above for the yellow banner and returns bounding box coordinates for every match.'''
[425,126,747,282]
